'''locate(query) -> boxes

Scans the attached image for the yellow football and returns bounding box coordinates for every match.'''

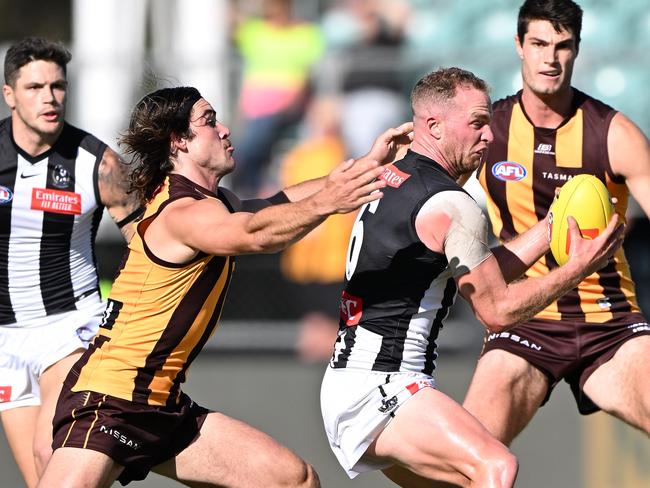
[548,175,614,266]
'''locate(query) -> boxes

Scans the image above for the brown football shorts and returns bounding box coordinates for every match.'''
[52,387,210,485]
[480,312,650,414]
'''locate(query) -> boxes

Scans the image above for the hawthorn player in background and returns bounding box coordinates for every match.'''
[463,0,650,449]
[0,37,141,487]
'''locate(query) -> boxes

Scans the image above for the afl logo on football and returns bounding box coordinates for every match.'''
[492,161,527,182]
[0,185,13,204]
[52,164,71,188]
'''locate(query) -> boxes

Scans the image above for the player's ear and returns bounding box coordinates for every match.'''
[515,35,524,59]
[3,84,15,109]
[170,133,187,156]
[427,116,442,139]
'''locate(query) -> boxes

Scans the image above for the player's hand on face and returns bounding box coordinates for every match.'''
[363,122,414,165]
[315,158,387,214]
[567,213,625,275]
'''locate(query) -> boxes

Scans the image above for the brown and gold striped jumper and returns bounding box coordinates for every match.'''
[70,174,235,407]
[478,89,639,323]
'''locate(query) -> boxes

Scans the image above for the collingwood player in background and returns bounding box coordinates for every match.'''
[0,37,141,487]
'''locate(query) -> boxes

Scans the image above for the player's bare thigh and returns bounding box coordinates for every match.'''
[366,387,517,487]
[463,350,548,445]
[583,335,650,433]
[37,447,123,488]
[153,411,319,487]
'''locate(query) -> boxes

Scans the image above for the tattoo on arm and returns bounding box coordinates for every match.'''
[98,149,141,240]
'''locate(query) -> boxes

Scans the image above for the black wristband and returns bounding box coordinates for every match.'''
[116,207,145,228]
[267,191,290,205]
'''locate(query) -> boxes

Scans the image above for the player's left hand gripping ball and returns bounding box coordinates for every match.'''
[548,174,614,265]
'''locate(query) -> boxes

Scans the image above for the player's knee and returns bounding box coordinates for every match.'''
[283,458,319,488]
[298,461,320,488]
[469,440,517,487]
[257,448,320,487]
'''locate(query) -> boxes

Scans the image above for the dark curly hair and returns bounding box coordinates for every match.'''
[119,87,202,205]
[4,36,71,86]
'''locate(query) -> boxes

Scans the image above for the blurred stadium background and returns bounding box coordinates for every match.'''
[1,0,648,486]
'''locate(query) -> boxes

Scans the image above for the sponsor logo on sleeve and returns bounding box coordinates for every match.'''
[380,164,411,188]
[31,188,82,215]
[340,291,363,326]
[492,161,527,182]
[0,186,13,204]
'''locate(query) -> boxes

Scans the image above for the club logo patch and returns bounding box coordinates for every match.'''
[492,161,527,182]
[51,164,71,189]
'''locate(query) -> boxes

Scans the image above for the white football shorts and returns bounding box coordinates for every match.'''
[0,293,103,411]
[320,366,435,478]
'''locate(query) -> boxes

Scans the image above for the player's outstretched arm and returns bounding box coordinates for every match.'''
[280,122,413,202]
[151,158,387,260]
